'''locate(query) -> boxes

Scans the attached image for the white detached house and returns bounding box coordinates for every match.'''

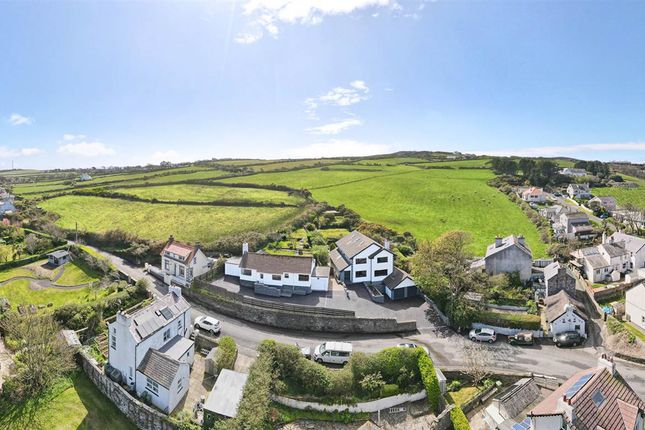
[107,286,194,413]
[545,290,588,338]
[161,236,211,286]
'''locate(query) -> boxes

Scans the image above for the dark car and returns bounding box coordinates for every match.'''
[554,331,584,347]
[508,332,534,346]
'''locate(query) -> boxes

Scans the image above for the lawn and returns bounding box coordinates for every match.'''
[625,322,645,342]
[0,266,37,282]
[219,164,547,256]
[40,195,304,243]
[446,386,480,407]
[0,371,136,430]
[0,279,109,309]
[112,183,304,205]
[54,260,102,287]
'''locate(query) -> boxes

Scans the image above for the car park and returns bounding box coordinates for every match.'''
[469,328,497,343]
[508,332,534,346]
[313,341,352,365]
[554,331,584,347]
[193,315,222,335]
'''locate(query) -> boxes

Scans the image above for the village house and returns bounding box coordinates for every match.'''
[589,196,617,212]
[528,355,644,430]
[559,167,588,177]
[329,230,418,299]
[613,209,645,231]
[539,204,573,223]
[521,187,546,203]
[107,286,194,414]
[572,232,645,283]
[625,283,645,333]
[474,235,533,282]
[544,261,577,298]
[544,290,587,338]
[554,211,595,241]
[160,236,211,287]
[224,244,330,297]
[567,183,592,199]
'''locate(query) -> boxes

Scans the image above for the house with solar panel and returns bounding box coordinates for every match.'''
[107,286,194,413]
[161,236,212,287]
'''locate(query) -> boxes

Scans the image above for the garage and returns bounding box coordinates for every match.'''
[383,268,419,300]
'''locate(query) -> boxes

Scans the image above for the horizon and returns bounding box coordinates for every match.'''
[4,1,645,169]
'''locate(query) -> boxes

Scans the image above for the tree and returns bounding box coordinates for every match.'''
[311,245,329,266]
[518,158,536,178]
[462,341,493,386]
[490,158,518,176]
[0,312,76,400]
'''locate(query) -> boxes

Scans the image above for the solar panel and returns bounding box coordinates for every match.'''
[512,418,531,430]
[565,373,593,399]
[160,307,174,320]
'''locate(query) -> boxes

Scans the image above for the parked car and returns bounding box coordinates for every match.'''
[554,331,584,348]
[469,328,497,343]
[553,192,562,197]
[397,342,430,355]
[508,332,534,346]
[193,315,221,335]
[313,341,352,365]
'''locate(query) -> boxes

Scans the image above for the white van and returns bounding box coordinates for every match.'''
[312,341,352,365]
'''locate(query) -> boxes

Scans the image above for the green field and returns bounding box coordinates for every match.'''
[592,175,645,210]
[219,164,547,256]
[113,184,303,205]
[0,372,136,430]
[39,195,303,243]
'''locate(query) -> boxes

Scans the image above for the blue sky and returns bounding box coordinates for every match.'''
[2,0,645,169]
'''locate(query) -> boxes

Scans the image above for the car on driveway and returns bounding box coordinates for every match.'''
[508,332,534,346]
[469,328,497,343]
[193,315,221,335]
[397,342,430,355]
[554,331,584,348]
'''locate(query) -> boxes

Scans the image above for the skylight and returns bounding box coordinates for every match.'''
[591,390,605,407]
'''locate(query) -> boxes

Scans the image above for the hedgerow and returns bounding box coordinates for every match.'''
[418,353,441,413]
[450,405,471,430]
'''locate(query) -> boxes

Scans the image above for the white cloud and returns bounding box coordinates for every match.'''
[479,141,645,158]
[19,148,41,156]
[8,113,33,126]
[63,133,86,141]
[236,0,400,43]
[305,81,370,119]
[234,32,262,44]
[0,147,41,158]
[306,118,362,135]
[350,80,369,92]
[287,139,390,158]
[58,141,114,157]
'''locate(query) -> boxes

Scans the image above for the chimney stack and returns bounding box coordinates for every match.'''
[598,354,616,376]
[195,241,201,250]
[169,285,182,298]
[168,235,175,244]
[495,236,503,247]
[242,242,249,255]
[384,239,390,251]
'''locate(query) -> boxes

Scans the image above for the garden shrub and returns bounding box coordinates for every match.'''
[215,336,238,373]
[359,372,385,397]
[380,383,400,398]
[447,380,462,392]
[450,405,471,430]
[418,353,441,413]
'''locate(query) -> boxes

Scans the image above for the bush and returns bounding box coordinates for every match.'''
[447,380,462,392]
[450,406,471,430]
[359,372,385,397]
[215,336,238,373]
[418,353,441,413]
[380,383,400,398]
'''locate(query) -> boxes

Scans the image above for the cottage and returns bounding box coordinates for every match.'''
[572,233,645,283]
[554,211,595,240]
[613,209,645,230]
[47,249,71,266]
[528,356,645,430]
[544,261,577,298]
[589,196,617,212]
[521,187,546,203]
[567,183,592,199]
[480,235,533,281]
[224,244,330,297]
[79,173,93,181]
[107,286,194,414]
[545,290,587,338]
[203,369,248,426]
[161,236,211,286]
[609,232,645,271]
[559,167,588,177]
[539,204,573,223]
[625,283,645,333]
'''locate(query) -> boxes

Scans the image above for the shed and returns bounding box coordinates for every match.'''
[203,369,249,426]
[47,249,70,267]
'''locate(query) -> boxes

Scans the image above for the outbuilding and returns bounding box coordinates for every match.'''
[203,369,248,427]
[383,267,419,300]
[47,250,71,267]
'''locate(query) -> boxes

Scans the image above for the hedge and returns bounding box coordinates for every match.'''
[0,244,68,271]
[418,353,441,413]
[450,405,471,430]
[215,336,238,373]
[475,310,541,330]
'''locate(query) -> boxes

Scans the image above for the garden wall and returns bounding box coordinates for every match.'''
[471,323,547,338]
[272,390,427,413]
[78,350,177,430]
[184,286,417,334]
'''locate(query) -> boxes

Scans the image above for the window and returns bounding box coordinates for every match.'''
[272,274,281,281]
[242,269,252,276]
[129,367,133,379]
[575,325,580,330]
[110,333,117,350]
[377,257,388,264]
[355,258,367,264]
[164,261,170,270]
[355,270,367,278]
[177,378,184,394]
[260,274,263,279]
[374,269,388,277]
[284,274,289,278]
[146,378,159,396]
[178,266,185,277]
[178,319,183,331]
[591,390,605,407]
[163,328,171,342]
[298,274,309,282]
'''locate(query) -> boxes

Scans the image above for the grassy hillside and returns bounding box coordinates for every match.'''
[219,164,547,256]
[39,195,303,243]
[592,175,645,209]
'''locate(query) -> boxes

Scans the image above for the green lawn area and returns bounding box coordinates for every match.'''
[0,266,37,282]
[0,372,136,430]
[113,183,304,205]
[318,228,351,240]
[476,310,542,330]
[446,386,480,407]
[219,164,547,256]
[592,175,645,210]
[40,195,304,243]
[54,260,102,287]
[0,279,108,309]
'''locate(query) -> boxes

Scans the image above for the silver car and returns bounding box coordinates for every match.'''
[469,328,497,343]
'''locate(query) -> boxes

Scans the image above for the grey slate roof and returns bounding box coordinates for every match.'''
[314,266,331,277]
[485,235,532,258]
[544,262,575,281]
[585,254,611,269]
[600,242,628,258]
[157,335,194,361]
[383,267,414,290]
[239,252,313,275]
[204,369,249,418]
[329,248,350,272]
[545,290,588,322]
[609,232,645,254]
[335,230,379,259]
[127,291,191,343]
[137,349,181,388]
[48,249,69,259]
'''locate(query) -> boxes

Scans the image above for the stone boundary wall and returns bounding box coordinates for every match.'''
[79,350,177,430]
[272,390,427,413]
[184,287,417,334]
[423,296,450,326]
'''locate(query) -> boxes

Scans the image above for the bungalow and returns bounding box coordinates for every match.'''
[545,290,587,338]
[544,261,577,298]
[224,244,330,297]
[567,183,592,199]
[479,235,532,282]
[588,196,617,212]
[559,167,588,177]
[625,283,645,333]
[521,187,546,203]
[161,236,211,287]
[47,249,71,266]
[107,286,194,414]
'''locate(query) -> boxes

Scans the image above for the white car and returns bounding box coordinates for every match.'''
[313,342,352,365]
[469,328,496,343]
[194,315,221,335]
[397,342,430,355]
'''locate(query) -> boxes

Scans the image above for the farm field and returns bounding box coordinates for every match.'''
[39,195,303,243]
[218,165,547,256]
[112,184,303,205]
[592,175,645,210]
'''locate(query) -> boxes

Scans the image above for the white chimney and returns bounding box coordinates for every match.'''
[169,285,182,298]
[602,232,607,244]
[242,242,249,255]
[598,354,616,376]
[116,311,131,327]
[495,236,503,247]
[384,239,390,250]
